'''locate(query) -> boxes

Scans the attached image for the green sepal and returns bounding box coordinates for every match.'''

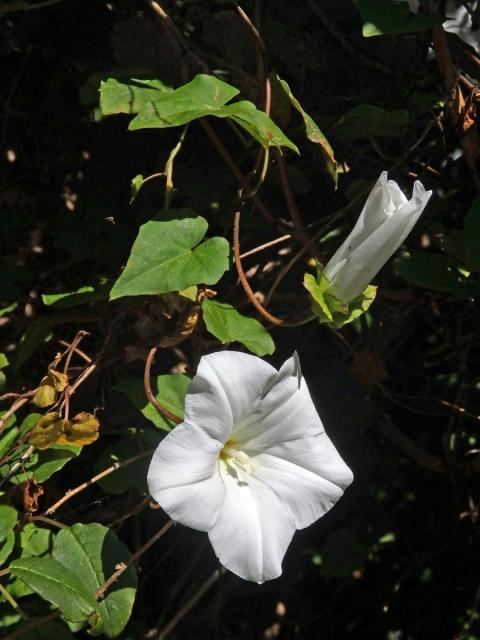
[303,268,377,329]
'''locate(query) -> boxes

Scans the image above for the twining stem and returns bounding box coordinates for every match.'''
[44,449,155,515]
[94,519,174,599]
[0,583,26,618]
[233,209,284,326]
[157,568,222,639]
[164,125,188,209]
[144,347,182,425]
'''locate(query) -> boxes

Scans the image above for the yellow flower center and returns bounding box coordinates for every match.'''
[220,439,253,475]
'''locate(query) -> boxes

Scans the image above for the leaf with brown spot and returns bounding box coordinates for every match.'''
[28,412,65,450]
[57,412,99,446]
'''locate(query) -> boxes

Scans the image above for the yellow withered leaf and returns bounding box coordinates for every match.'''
[49,369,69,392]
[32,369,69,408]
[56,412,99,446]
[28,412,65,450]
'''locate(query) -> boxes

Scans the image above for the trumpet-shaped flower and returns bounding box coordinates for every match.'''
[147,351,353,584]
[322,171,432,304]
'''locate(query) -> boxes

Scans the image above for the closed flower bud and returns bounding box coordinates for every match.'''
[323,171,432,304]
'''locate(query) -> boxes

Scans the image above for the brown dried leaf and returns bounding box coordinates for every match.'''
[22,478,44,514]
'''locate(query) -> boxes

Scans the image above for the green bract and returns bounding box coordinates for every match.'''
[304,268,377,329]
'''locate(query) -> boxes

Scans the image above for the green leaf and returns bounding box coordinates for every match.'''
[41,287,102,309]
[109,210,230,299]
[53,523,137,638]
[128,74,299,153]
[398,252,480,297]
[0,531,15,566]
[332,105,408,140]
[463,198,480,271]
[13,318,53,371]
[130,174,144,203]
[19,523,52,558]
[276,76,337,185]
[357,0,444,37]
[0,506,18,544]
[4,444,82,484]
[0,353,8,369]
[115,374,190,431]
[100,77,173,115]
[10,556,98,625]
[202,299,275,356]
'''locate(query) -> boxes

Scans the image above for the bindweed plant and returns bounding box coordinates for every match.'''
[1,1,480,639]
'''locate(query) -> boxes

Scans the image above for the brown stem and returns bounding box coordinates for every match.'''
[62,330,89,374]
[144,348,182,425]
[157,568,222,639]
[0,394,34,436]
[233,209,284,326]
[276,152,322,260]
[94,519,174,600]
[240,233,291,259]
[44,449,155,515]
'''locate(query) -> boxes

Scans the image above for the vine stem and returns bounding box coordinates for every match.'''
[44,448,155,515]
[233,209,284,326]
[94,520,174,600]
[157,568,222,639]
[144,348,182,425]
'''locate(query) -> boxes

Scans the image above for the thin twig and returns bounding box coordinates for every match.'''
[0,394,35,436]
[62,330,89,374]
[44,449,155,515]
[58,340,92,364]
[147,1,209,72]
[1,0,68,13]
[234,210,284,326]
[94,520,174,600]
[157,568,222,639]
[276,151,322,260]
[240,234,291,259]
[144,348,182,425]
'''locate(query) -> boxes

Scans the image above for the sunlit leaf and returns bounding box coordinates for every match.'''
[357,0,444,36]
[110,210,230,300]
[128,74,299,152]
[202,299,275,356]
[276,76,337,185]
[114,374,189,431]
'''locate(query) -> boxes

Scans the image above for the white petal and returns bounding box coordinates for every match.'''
[444,1,480,54]
[251,449,349,529]
[327,182,432,302]
[147,422,225,531]
[233,353,325,450]
[324,172,407,281]
[208,463,295,583]
[185,351,277,442]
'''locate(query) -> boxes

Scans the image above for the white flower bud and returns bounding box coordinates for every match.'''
[323,172,432,304]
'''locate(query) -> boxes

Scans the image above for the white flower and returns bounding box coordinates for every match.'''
[147,351,353,584]
[323,171,432,304]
